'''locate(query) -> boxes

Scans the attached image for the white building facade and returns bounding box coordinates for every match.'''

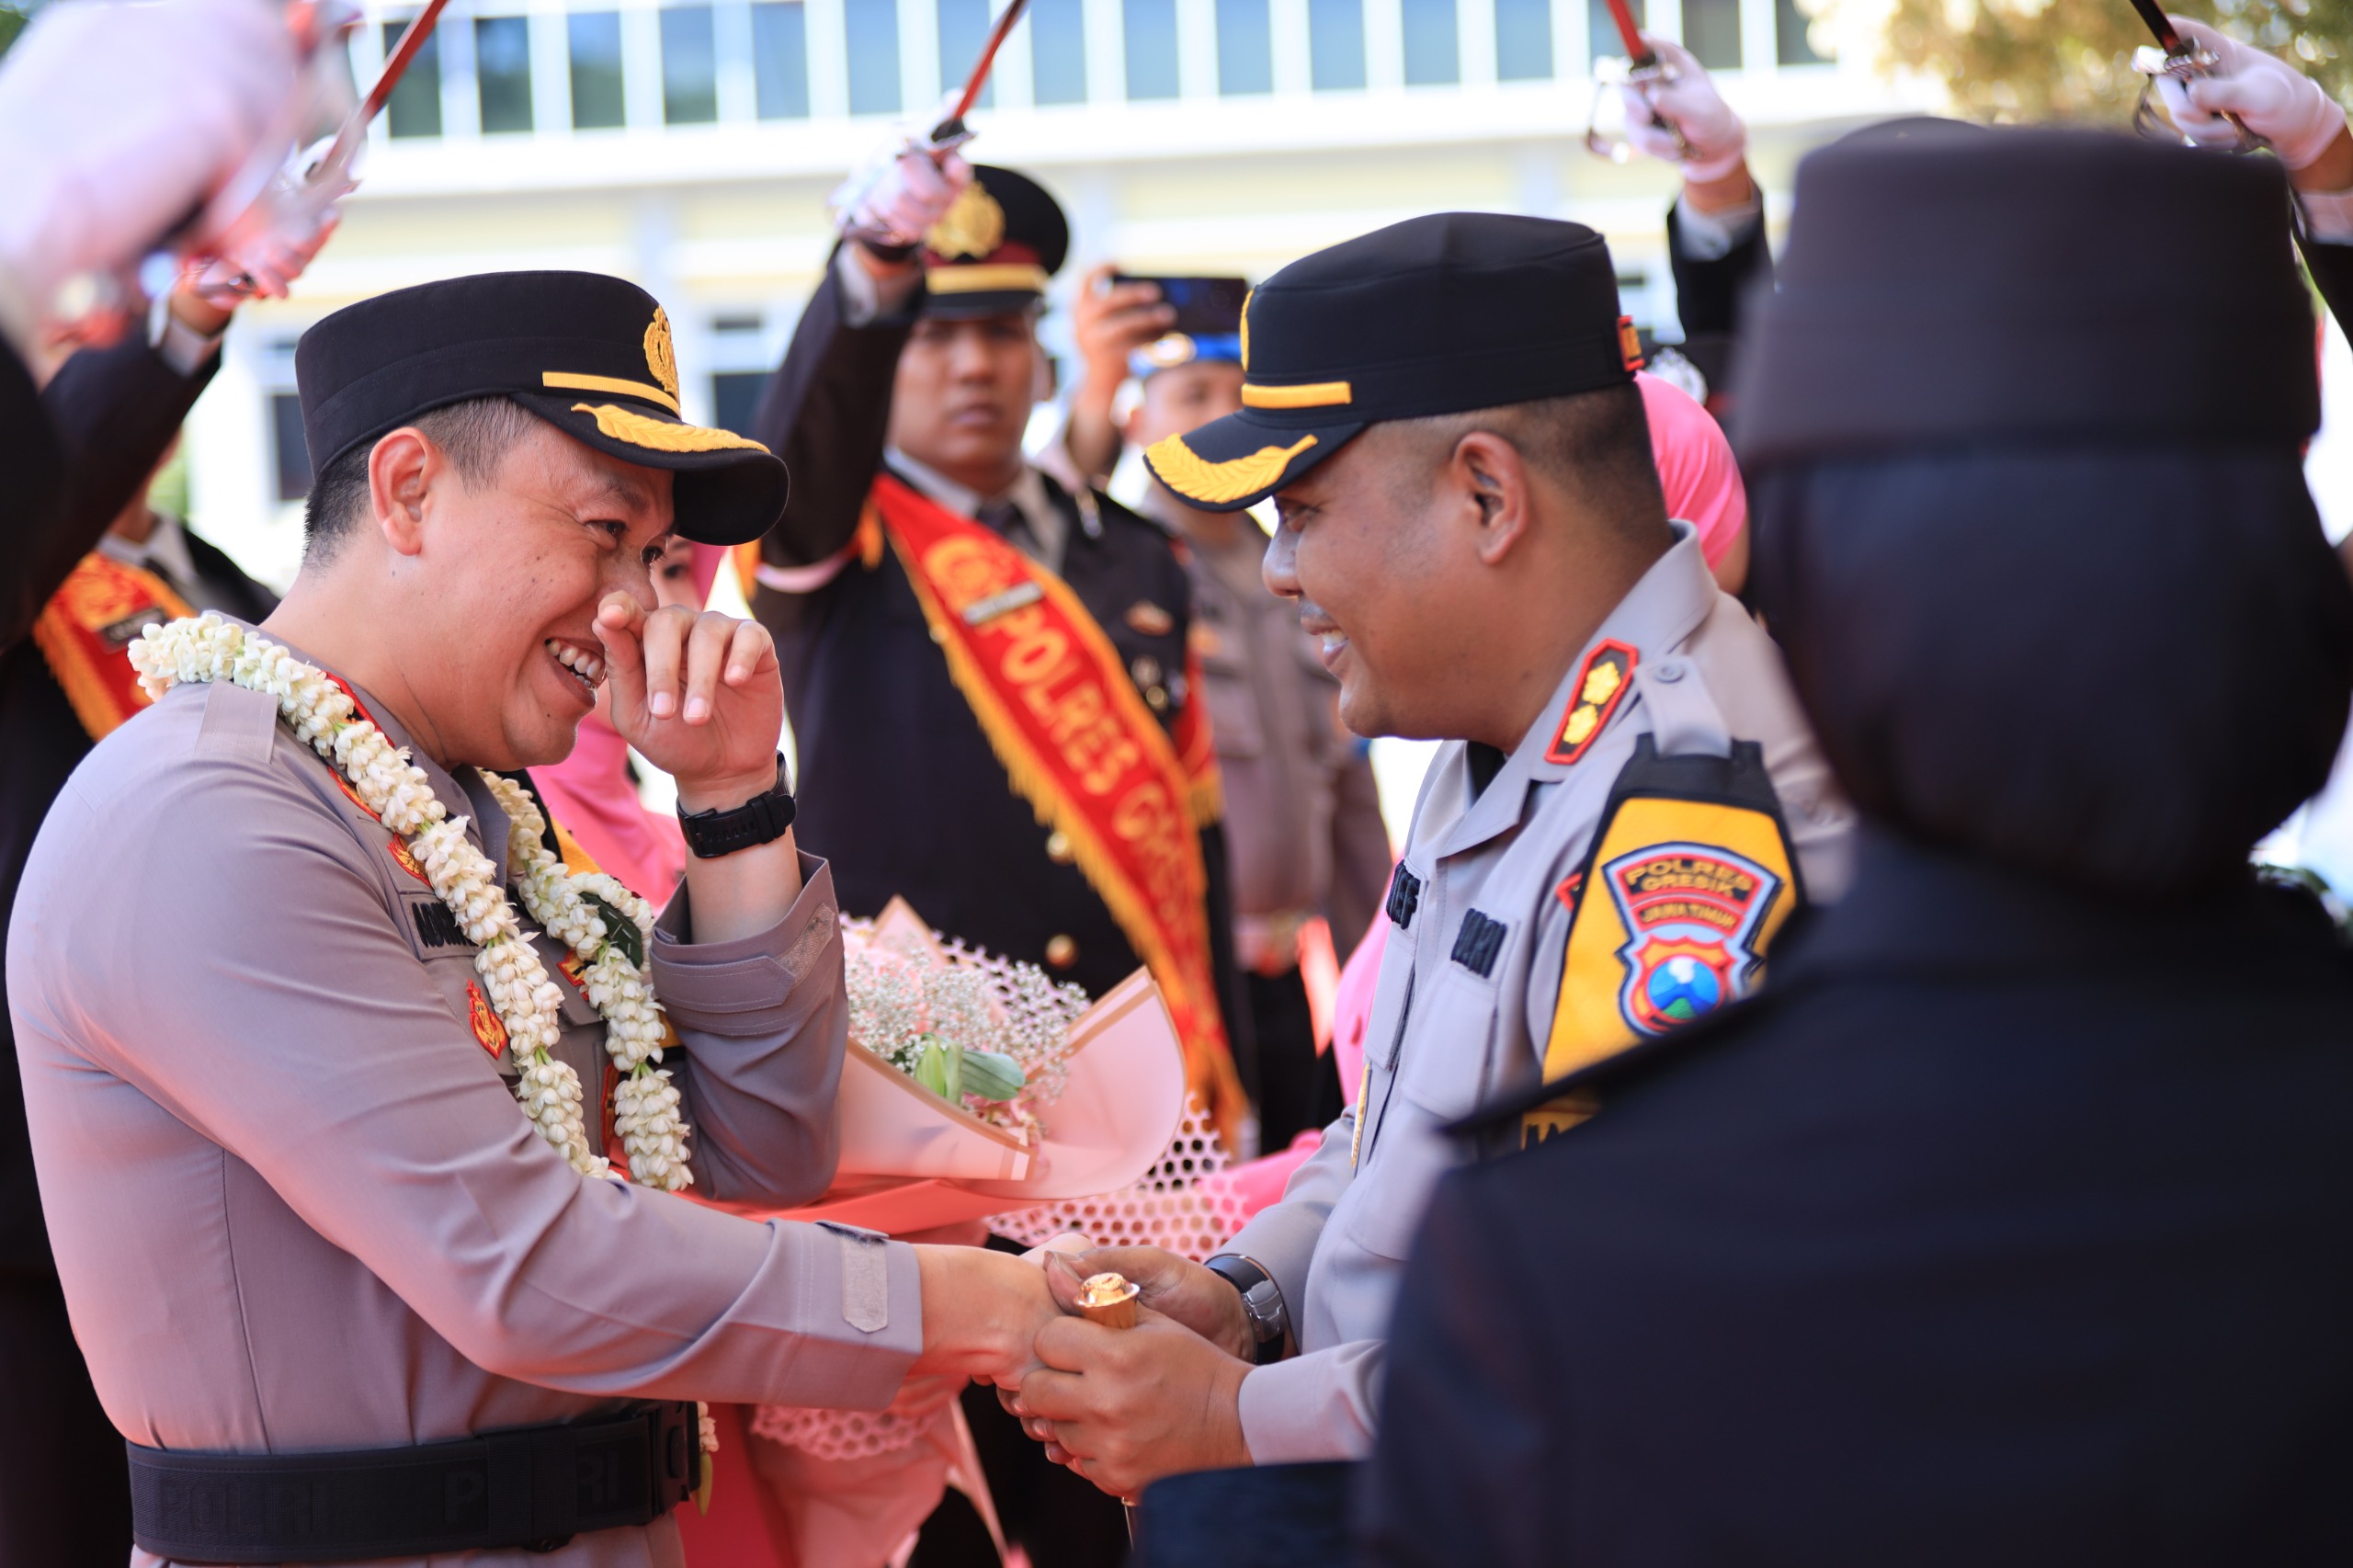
[187,0,1934,585]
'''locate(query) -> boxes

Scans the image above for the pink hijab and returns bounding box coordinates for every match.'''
[1639,370,1745,570]
[528,546,727,903]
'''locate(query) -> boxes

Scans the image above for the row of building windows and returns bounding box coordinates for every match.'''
[379,0,1824,136]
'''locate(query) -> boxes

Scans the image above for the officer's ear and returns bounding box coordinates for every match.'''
[1451,430,1534,568]
[366,427,438,559]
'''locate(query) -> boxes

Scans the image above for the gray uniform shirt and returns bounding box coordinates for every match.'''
[1223,526,1857,1462]
[6,637,921,1568]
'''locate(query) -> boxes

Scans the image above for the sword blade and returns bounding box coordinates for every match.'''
[310,0,448,179]
[1602,0,1656,67]
[2126,0,2180,52]
[931,0,1032,141]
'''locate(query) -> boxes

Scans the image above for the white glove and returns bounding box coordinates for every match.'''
[830,135,976,250]
[0,0,297,338]
[1619,36,1748,184]
[2155,17,2347,170]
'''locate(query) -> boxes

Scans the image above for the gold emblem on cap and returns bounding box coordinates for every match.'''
[644,308,681,402]
[1239,288,1252,372]
[926,181,1006,261]
[570,403,769,455]
[1145,430,1317,506]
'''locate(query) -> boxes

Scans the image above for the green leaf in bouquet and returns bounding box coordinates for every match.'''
[961,1049,1027,1101]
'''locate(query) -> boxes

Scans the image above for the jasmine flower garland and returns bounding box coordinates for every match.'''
[128,613,691,1190]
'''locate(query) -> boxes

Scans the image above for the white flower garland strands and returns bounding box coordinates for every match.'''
[128,613,691,1190]
[483,772,692,1190]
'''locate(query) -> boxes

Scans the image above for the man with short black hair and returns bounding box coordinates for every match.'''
[9,269,1064,1567]
[1004,211,1853,1494]
[1369,122,2353,1568]
[747,158,1245,1148]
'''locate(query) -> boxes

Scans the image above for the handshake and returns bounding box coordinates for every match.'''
[909,1238,1263,1498]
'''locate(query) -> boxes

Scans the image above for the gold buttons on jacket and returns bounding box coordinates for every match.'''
[1046,830,1075,864]
[1044,935,1078,969]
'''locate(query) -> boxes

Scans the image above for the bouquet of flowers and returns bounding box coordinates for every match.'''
[721,899,1189,1233]
[843,905,1090,1145]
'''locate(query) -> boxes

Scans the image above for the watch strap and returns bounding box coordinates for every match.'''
[676,753,796,858]
[1205,1254,1290,1366]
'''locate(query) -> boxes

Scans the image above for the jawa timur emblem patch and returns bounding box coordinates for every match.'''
[1601,841,1784,1034]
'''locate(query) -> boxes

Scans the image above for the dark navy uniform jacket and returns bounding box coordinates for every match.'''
[1368,832,2353,1566]
[2,330,238,1279]
[746,258,1243,1019]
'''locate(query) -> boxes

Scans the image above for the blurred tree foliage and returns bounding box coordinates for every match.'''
[1880,0,2353,122]
[0,5,31,57]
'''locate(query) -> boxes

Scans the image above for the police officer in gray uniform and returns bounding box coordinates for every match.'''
[1002,212,1853,1493]
[7,271,1060,1567]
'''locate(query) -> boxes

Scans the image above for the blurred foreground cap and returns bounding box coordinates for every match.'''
[1143,211,1638,511]
[1735,123,2317,469]
[298,271,786,546]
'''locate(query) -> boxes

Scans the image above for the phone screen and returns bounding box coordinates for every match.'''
[1114,275,1251,339]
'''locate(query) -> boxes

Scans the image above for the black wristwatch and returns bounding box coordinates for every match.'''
[676,753,796,858]
[1205,1254,1290,1366]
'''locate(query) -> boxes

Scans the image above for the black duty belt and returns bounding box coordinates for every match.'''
[127,1399,699,1563]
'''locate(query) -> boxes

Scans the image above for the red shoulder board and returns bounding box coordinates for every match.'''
[1545,640,1638,767]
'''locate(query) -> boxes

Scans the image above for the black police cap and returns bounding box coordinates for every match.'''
[1142,211,1637,512]
[1735,123,2318,468]
[921,165,1071,319]
[296,271,787,546]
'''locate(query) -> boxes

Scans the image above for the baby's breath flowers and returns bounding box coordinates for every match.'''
[129,614,689,1189]
[844,926,1091,1138]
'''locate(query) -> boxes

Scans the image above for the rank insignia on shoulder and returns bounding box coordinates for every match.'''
[465,981,509,1059]
[1127,600,1175,637]
[1546,640,1637,766]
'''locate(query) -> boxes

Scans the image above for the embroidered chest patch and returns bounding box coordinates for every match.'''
[464,981,508,1058]
[1600,841,1783,1036]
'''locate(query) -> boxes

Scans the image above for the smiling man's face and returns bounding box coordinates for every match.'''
[1263,425,1476,743]
[404,419,674,769]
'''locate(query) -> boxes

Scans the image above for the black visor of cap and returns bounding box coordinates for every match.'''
[1144,211,1637,512]
[296,270,788,546]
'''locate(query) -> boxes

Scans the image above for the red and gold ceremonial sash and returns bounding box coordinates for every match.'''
[872,473,1245,1142]
[30,552,195,742]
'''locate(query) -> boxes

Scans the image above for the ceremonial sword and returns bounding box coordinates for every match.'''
[926,0,1033,153]
[1595,0,1690,159]
[2123,0,2257,149]
[184,0,453,302]
[835,0,1029,247]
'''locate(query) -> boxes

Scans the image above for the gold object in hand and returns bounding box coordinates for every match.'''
[1076,1271,1142,1330]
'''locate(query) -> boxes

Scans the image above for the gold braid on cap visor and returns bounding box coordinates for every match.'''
[571,403,771,454]
[1144,432,1318,505]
